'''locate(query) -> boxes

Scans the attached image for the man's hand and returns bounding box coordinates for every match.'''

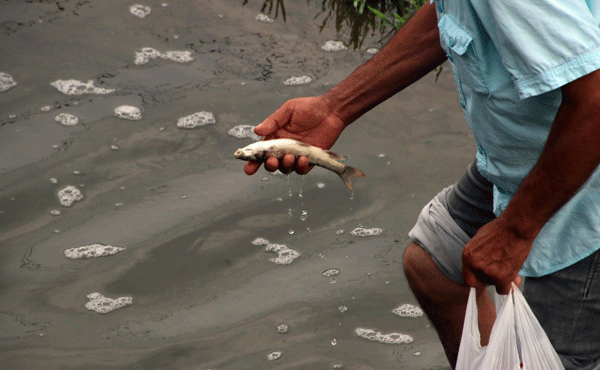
[243,95,345,175]
[462,216,529,294]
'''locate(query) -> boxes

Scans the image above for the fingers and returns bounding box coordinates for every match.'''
[244,155,311,175]
[463,265,522,295]
[244,160,261,175]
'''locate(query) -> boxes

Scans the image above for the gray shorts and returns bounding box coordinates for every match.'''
[408,160,600,370]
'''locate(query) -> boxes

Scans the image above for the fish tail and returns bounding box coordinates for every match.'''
[339,166,365,191]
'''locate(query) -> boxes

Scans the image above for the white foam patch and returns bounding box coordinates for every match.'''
[85,292,132,314]
[54,113,79,126]
[176,111,215,129]
[0,72,17,92]
[322,268,340,277]
[130,4,151,18]
[392,303,424,318]
[51,79,115,95]
[354,327,413,344]
[283,75,312,86]
[321,40,348,52]
[256,13,274,23]
[267,351,282,360]
[251,237,270,246]
[265,243,300,265]
[58,185,84,207]
[350,227,383,237]
[114,105,142,120]
[228,125,261,141]
[252,238,300,264]
[64,243,125,259]
[134,47,193,65]
[366,47,379,54]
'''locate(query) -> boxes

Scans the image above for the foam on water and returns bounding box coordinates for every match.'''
[227,125,261,141]
[54,113,80,126]
[251,237,269,246]
[354,327,413,344]
[392,303,424,318]
[176,111,215,129]
[0,72,17,92]
[366,47,380,54]
[57,185,84,207]
[265,243,300,265]
[322,268,340,277]
[256,13,274,23]
[267,351,282,361]
[350,227,383,237]
[321,40,348,52]
[283,75,312,86]
[85,292,133,314]
[134,47,194,65]
[50,79,115,95]
[64,243,126,259]
[114,105,142,120]
[130,4,151,18]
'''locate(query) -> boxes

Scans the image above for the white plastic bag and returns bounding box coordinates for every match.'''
[456,284,565,370]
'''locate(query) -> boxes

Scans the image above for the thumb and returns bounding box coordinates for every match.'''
[255,105,291,137]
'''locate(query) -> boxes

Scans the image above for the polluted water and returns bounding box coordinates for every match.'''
[0,0,467,369]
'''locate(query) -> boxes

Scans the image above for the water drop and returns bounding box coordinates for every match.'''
[288,229,294,235]
[277,324,288,333]
[300,210,307,221]
[338,306,348,313]
[331,339,337,345]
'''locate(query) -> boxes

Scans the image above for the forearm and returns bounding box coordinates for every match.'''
[500,72,600,241]
[322,1,447,125]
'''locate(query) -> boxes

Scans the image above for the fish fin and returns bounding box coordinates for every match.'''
[338,166,365,191]
[326,150,346,161]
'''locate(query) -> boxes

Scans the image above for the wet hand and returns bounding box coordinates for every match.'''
[243,95,345,176]
[462,217,532,295]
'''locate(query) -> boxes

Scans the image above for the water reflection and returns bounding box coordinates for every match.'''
[244,0,424,48]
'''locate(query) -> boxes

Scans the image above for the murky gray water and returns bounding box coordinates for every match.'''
[0,1,472,369]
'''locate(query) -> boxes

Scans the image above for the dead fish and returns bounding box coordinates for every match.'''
[234,138,365,191]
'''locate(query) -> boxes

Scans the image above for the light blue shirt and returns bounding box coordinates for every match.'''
[433,0,600,276]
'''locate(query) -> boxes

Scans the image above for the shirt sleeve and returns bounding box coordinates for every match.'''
[476,0,600,99]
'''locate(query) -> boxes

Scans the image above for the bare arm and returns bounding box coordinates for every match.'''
[463,69,600,294]
[323,0,447,125]
[245,1,446,175]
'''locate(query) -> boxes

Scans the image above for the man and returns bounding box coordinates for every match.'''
[243,1,600,368]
